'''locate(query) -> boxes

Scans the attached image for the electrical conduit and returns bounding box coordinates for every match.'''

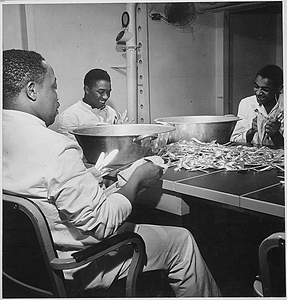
[125,3,138,123]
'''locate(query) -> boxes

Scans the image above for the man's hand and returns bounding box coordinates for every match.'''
[114,109,134,124]
[265,119,281,138]
[116,160,164,203]
[251,116,258,133]
[132,161,164,188]
[246,116,258,143]
[87,167,105,184]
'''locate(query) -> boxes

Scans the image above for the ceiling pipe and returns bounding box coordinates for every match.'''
[19,4,29,50]
[125,3,138,123]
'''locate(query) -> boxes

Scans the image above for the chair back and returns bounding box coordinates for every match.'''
[3,191,67,297]
[258,232,285,297]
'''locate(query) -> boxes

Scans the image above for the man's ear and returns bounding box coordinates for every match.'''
[84,85,90,95]
[26,81,37,101]
[277,84,283,94]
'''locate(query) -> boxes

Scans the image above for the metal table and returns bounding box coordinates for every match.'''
[136,166,285,218]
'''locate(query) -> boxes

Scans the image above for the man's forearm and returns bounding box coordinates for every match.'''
[270,131,284,147]
[116,175,141,204]
[246,128,256,143]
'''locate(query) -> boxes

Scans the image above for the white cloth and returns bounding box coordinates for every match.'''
[230,94,284,145]
[117,156,168,186]
[3,110,221,297]
[58,100,117,140]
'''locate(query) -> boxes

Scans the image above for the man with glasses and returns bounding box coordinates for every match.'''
[231,65,284,147]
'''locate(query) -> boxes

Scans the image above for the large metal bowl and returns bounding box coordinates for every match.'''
[71,124,175,165]
[154,115,240,144]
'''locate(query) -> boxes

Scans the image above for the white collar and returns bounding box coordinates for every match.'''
[80,99,107,113]
[3,109,46,127]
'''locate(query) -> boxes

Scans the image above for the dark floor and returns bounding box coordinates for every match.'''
[128,197,285,297]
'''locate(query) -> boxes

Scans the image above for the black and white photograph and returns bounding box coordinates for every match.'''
[2,1,285,298]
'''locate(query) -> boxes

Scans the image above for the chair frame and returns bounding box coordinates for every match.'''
[3,191,147,297]
[254,232,285,297]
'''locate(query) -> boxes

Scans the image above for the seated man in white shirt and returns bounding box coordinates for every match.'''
[231,65,284,147]
[58,68,126,140]
[3,49,221,297]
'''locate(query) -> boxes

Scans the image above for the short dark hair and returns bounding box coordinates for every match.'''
[84,68,111,89]
[256,64,283,88]
[3,49,47,108]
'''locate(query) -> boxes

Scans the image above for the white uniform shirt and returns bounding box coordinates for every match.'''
[2,111,222,296]
[230,94,284,145]
[58,100,117,140]
[2,110,132,250]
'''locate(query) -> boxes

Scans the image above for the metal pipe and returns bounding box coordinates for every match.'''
[125,3,138,123]
[19,4,28,50]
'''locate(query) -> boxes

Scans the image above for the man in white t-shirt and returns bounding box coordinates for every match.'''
[59,68,123,140]
[231,65,284,147]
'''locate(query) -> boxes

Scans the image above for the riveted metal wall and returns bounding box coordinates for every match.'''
[136,3,151,124]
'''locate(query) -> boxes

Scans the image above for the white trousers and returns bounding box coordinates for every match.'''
[64,223,221,297]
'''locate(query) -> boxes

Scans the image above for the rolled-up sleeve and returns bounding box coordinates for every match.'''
[46,139,132,241]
